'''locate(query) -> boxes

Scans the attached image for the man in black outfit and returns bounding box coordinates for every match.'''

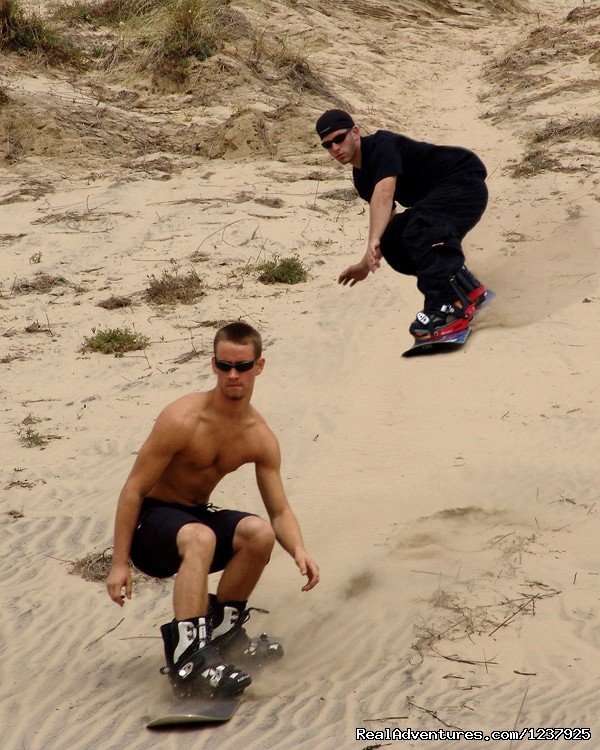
[316,109,489,340]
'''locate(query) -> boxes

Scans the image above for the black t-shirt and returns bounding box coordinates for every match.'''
[352,130,487,208]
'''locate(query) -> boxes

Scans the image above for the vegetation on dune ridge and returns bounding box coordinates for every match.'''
[0,0,78,62]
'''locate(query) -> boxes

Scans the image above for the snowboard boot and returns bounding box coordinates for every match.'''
[410,272,475,339]
[408,301,474,339]
[454,265,487,308]
[160,616,251,697]
[209,594,284,666]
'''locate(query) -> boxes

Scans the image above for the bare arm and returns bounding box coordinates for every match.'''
[365,175,396,269]
[338,176,396,286]
[255,433,319,591]
[106,406,189,605]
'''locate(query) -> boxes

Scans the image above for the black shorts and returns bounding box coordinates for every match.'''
[130,497,255,578]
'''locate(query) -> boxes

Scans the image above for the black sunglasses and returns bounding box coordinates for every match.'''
[213,358,256,373]
[320,128,352,149]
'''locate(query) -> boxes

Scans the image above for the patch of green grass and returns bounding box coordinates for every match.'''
[0,0,78,63]
[82,327,149,354]
[256,254,308,284]
[145,269,204,305]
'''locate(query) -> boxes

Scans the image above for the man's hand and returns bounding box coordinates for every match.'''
[338,261,370,287]
[106,563,132,606]
[366,239,382,272]
[295,552,320,591]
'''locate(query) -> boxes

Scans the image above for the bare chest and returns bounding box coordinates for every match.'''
[177,428,257,477]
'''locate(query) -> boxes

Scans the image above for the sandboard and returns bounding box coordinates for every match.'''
[147,695,242,728]
[402,289,495,358]
[402,327,470,357]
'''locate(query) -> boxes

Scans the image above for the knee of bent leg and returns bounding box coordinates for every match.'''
[176,523,216,560]
[235,516,276,557]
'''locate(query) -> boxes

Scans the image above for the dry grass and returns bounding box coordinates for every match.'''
[565,5,600,23]
[532,117,600,146]
[509,117,600,177]
[70,549,148,583]
[52,0,164,25]
[12,273,68,294]
[70,549,114,581]
[19,426,48,447]
[97,294,134,310]
[145,269,204,305]
[130,0,240,83]
[486,23,598,93]
[508,147,563,178]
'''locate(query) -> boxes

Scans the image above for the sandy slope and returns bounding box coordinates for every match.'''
[1,0,600,748]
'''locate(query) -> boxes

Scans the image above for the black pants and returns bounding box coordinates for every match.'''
[380,174,488,310]
[130,498,255,578]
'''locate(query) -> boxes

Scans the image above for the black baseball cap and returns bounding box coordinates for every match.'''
[315,109,355,138]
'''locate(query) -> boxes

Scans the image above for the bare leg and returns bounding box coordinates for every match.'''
[173,523,216,620]
[217,516,275,602]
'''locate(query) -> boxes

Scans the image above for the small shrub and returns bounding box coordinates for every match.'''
[82,327,149,354]
[256,254,308,284]
[145,269,204,305]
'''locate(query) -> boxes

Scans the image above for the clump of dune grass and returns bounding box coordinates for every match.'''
[70,548,147,583]
[509,117,600,178]
[19,425,48,447]
[256,254,307,284]
[0,0,78,62]
[508,147,562,178]
[145,269,204,305]
[97,294,134,310]
[82,326,149,354]
[139,0,233,82]
[531,117,600,145]
[12,273,68,294]
[70,549,114,582]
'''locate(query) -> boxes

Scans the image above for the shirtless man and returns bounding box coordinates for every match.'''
[106,322,319,696]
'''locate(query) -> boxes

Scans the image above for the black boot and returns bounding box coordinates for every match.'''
[209,594,284,665]
[160,616,251,697]
[454,265,487,307]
